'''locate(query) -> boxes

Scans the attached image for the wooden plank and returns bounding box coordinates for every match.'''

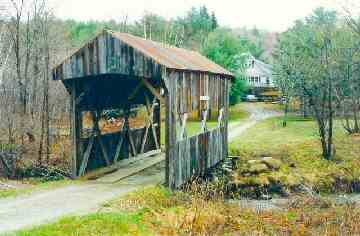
[164,76,171,187]
[141,96,159,153]
[190,136,196,176]
[96,151,164,184]
[186,138,191,182]
[97,136,111,166]
[224,78,230,159]
[218,108,224,128]
[179,113,188,140]
[177,141,182,188]
[165,71,178,188]
[181,140,186,186]
[112,119,126,163]
[148,97,160,150]
[151,123,160,150]
[113,134,125,163]
[140,125,150,154]
[201,109,208,132]
[182,72,187,113]
[198,133,203,176]
[210,130,214,167]
[128,81,144,100]
[141,78,164,103]
[71,80,83,178]
[128,130,137,157]
[79,136,95,176]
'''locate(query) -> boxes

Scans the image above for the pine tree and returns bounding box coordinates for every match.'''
[211,12,218,30]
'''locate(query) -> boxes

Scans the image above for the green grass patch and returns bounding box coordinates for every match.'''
[256,102,285,113]
[229,103,251,123]
[10,212,149,236]
[229,116,360,195]
[159,102,250,145]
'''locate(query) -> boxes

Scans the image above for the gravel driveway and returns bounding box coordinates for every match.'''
[229,103,281,140]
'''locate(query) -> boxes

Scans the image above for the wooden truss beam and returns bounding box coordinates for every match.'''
[113,120,125,163]
[128,78,164,103]
[78,135,95,176]
[141,95,160,154]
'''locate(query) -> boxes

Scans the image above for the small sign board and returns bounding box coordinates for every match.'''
[200,96,209,101]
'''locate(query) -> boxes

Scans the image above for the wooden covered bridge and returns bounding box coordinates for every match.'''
[52,30,234,188]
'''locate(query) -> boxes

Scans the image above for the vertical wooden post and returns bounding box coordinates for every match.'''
[154,98,161,149]
[165,71,177,188]
[71,80,83,178]
[224,79,230,158]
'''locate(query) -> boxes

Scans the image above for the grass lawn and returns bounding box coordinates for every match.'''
[160,102,251,145]
[185,103,251,136]
[11,186,360,236]
[11,212,150,236]
[229,116,360,195]
[228,103,251,124]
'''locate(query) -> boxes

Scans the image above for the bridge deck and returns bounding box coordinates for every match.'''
[96,150,165,183]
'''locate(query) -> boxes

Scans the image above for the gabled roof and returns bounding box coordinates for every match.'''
[245,56,273,77]
[53,30,233,80]
[109,31,233,76]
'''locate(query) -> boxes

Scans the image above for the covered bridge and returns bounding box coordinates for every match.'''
[52,30,234,188]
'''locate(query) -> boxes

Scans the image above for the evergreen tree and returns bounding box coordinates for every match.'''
[211,12,218,30]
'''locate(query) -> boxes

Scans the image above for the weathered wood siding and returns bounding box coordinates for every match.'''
[164,70,230,188]
[170,127,226,188]
[53,32,162,81]
[163,70,227,120]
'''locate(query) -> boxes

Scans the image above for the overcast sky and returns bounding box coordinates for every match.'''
[49,0,339,32]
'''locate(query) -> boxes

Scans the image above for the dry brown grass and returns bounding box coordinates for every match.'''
[13,185,360,235]
[99,185,360,236]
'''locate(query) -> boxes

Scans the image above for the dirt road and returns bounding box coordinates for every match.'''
[229,103,281,140]
[0,165,164,234]
[0,103,281,234]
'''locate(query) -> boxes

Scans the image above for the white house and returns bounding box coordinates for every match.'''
[244,55,275,89]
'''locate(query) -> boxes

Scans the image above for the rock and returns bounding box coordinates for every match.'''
[223,167,233,175]
[261,157,282,170]
[248,160,260,164]
[0,182,15,190]
[248,163,270,174]
[259,194,273,200]
[335,195,356,206]
[289,163,296,168]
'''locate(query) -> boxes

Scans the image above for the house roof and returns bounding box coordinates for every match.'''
[246,56,273,77]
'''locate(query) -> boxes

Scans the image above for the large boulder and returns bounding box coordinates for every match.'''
[261,157,282,170]
[248,163,270,174]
